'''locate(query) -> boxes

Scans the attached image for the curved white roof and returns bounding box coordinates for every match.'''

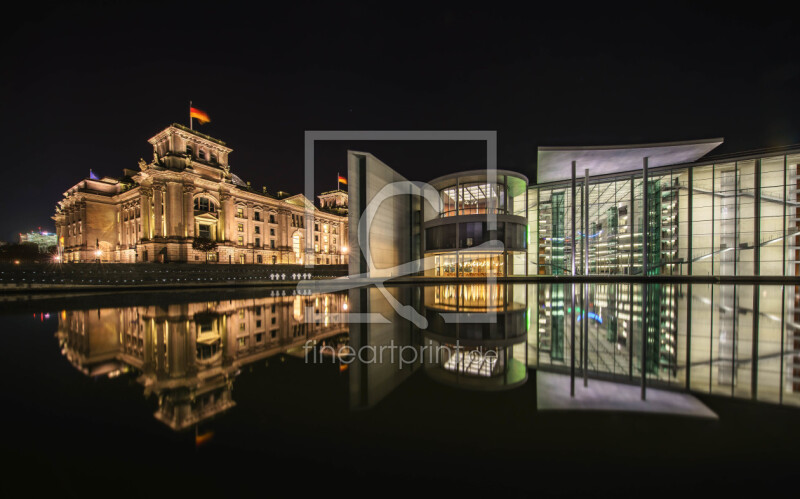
[537,138,723,184]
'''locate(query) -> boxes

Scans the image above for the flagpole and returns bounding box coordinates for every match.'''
[337,172,340,191]
[189,100,193,130]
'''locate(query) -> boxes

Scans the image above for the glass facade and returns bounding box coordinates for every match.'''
[424,171,529,277]
[529,152,800,277]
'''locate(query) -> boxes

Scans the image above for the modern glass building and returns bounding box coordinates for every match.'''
[528,140,800,277]
[349,139,800,279]
[423,170,528,277]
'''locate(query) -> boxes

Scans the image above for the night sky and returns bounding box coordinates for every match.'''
[1,2,798,241]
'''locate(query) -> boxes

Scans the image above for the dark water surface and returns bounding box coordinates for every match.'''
[1,284,798,497]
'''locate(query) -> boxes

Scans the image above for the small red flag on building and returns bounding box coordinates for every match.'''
[190,106,210,124]
[338,175,347,185]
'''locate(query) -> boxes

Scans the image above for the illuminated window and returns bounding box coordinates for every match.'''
[194,197,217,213]
[238,223,244,232]
[237,236,244,245]
[236,207,245,218]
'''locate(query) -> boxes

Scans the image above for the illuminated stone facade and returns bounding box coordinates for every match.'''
[53,124,348,265]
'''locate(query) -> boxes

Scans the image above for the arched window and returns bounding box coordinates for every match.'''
[194,197,217,213]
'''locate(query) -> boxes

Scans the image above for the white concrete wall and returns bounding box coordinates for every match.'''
[348,151,414,278]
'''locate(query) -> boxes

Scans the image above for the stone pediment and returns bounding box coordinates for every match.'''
[194,212,218,221]
[283,194,316,211]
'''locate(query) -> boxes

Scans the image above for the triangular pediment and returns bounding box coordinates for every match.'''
[283,194,316,211]
[195,212,219,221]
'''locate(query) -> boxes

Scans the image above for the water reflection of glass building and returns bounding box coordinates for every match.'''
[529,282,799,406]
[421,284,528,389]
[57,293,349,429]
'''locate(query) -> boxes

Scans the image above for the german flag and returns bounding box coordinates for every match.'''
[190,106,210,124]
[338,175,347,185]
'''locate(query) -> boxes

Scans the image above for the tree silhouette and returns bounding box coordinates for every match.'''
[192,237,218,263]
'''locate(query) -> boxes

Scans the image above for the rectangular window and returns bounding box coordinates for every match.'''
[270,240,275,248]
[269,214,276,223]
[255,238,261,247]
[270,228,275,236]
[254,212,261,221]
[257,254,263,263]
[199,224,211,239]
[255,226,261,234]
[237,207,244,218]
[237,236,244,245]
[256,320,262,328]
[238,223,244,232]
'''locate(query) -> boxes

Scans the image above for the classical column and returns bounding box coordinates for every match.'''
[183,184,194,238]
[116,205,123,246]
[165,182,182,237]
[246,202,255,246]
[153,184,164,238]
[279,208,290,250]
[140,186,153,239]
[220,192,233,242]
